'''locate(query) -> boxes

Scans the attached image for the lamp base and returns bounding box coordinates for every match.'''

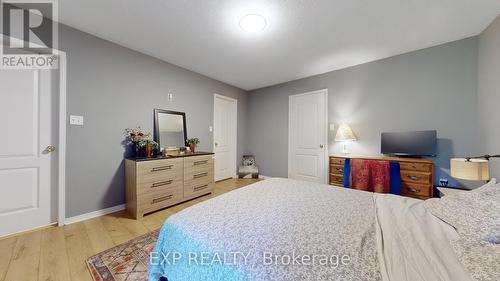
[341,143,349,154]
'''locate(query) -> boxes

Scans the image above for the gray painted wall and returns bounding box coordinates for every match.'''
[478,15,500,179]
[59,25,248,218]
[248,38,480,187]
[59,22,489,217]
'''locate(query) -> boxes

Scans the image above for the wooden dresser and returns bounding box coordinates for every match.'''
[125,152,214,219]
[329,156,434,200]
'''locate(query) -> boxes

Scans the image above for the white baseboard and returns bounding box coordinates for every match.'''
[236,174,271,179]
[65,204,126,225]
[64,176,271,225]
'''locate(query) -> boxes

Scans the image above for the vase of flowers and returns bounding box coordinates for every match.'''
[125,127,146,142]
[125,127,146,156]
[138,139,159,158]
[125,127,156,157]
[186,138,200,153]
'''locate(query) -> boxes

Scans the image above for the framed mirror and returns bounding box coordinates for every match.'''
[153,109,187,151]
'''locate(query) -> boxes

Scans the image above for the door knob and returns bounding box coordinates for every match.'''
[46,145,56,152]
[214,142,218,147]
[319,144,324,149]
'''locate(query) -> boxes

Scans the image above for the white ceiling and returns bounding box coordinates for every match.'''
[59,0,500,91]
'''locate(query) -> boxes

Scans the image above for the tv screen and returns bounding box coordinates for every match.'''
[381,130,437,157]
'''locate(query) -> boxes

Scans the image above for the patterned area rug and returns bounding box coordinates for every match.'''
[87,230,160,281]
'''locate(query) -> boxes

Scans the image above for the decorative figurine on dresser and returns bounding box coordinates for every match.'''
[124,109,215,219]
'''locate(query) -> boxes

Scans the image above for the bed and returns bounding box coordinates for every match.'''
[149,178,499,281]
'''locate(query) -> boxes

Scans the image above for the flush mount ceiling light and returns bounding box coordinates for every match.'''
[239,14,267,33]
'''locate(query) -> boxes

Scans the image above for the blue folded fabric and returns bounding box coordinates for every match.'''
[343,158,351,188]
[389,161,401,195]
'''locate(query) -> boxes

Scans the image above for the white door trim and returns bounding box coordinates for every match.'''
[213,93,238,179]
[57,52,67,226]
[0,35,67,227]
[288,89,329,184]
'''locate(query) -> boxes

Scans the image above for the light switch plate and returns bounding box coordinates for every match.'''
[69,115,84,125]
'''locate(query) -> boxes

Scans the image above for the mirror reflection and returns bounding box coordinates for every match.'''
[154,110,187,150]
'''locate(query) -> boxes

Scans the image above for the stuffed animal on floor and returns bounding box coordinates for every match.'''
[238,155,259,179]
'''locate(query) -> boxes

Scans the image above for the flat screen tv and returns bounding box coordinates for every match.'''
[381,130,437,157]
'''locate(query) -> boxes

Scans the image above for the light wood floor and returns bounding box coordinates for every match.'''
[0,178,259,281]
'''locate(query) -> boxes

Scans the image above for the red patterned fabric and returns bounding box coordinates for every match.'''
[349,159,390,193]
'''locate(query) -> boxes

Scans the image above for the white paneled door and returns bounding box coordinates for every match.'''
[213,94,237,181]
[288,90,328,183]
[0,69,56,237]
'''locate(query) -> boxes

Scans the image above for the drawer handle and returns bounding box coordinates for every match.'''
[151,165,173,172]
[152,194,173,204]
[407,187,421,193]
[193,184,209,192]
[151,180,173,188]
[407,175,420,181]
[193,160,208,166]
[193,172,208,179]
[336,168,343,173]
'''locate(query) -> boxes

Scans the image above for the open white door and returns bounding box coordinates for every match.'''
[213,94,237,181]
[0,69,57,237]
[288,89,328,184]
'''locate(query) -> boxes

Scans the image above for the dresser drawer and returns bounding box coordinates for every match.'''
[330,157,345,165]
[184,178,214,199]
[136,158,183,184]
[185,167,212,182]
[329,174,344,185]
[137,174,183,197]
[184,155,214,172]
[400,171,432,185]
[400,162,432,173]
[401,182,432,198]
[330,164,344,175]
[138,186,183,213]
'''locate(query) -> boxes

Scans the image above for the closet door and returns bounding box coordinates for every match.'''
[213,94,237,181]
[288,89,328,184]
[0,69,57,237]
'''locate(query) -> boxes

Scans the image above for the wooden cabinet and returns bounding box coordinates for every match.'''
[125,153,214,219]
[329,157,345,186]
[329,156,434,200]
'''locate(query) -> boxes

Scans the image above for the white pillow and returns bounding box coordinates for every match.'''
[471,178,497,192]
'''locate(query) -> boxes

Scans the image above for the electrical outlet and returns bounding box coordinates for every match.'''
[439,178,449,187]
[69,115,84,125]
[209,125,213,132]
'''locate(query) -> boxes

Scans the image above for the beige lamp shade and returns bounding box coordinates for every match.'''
[335,124,357,142]
[450,158,490,181]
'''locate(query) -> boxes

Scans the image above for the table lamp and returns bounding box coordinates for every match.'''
[335,123,357,154]
[450,158,490,181]
[450,154,500,182]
